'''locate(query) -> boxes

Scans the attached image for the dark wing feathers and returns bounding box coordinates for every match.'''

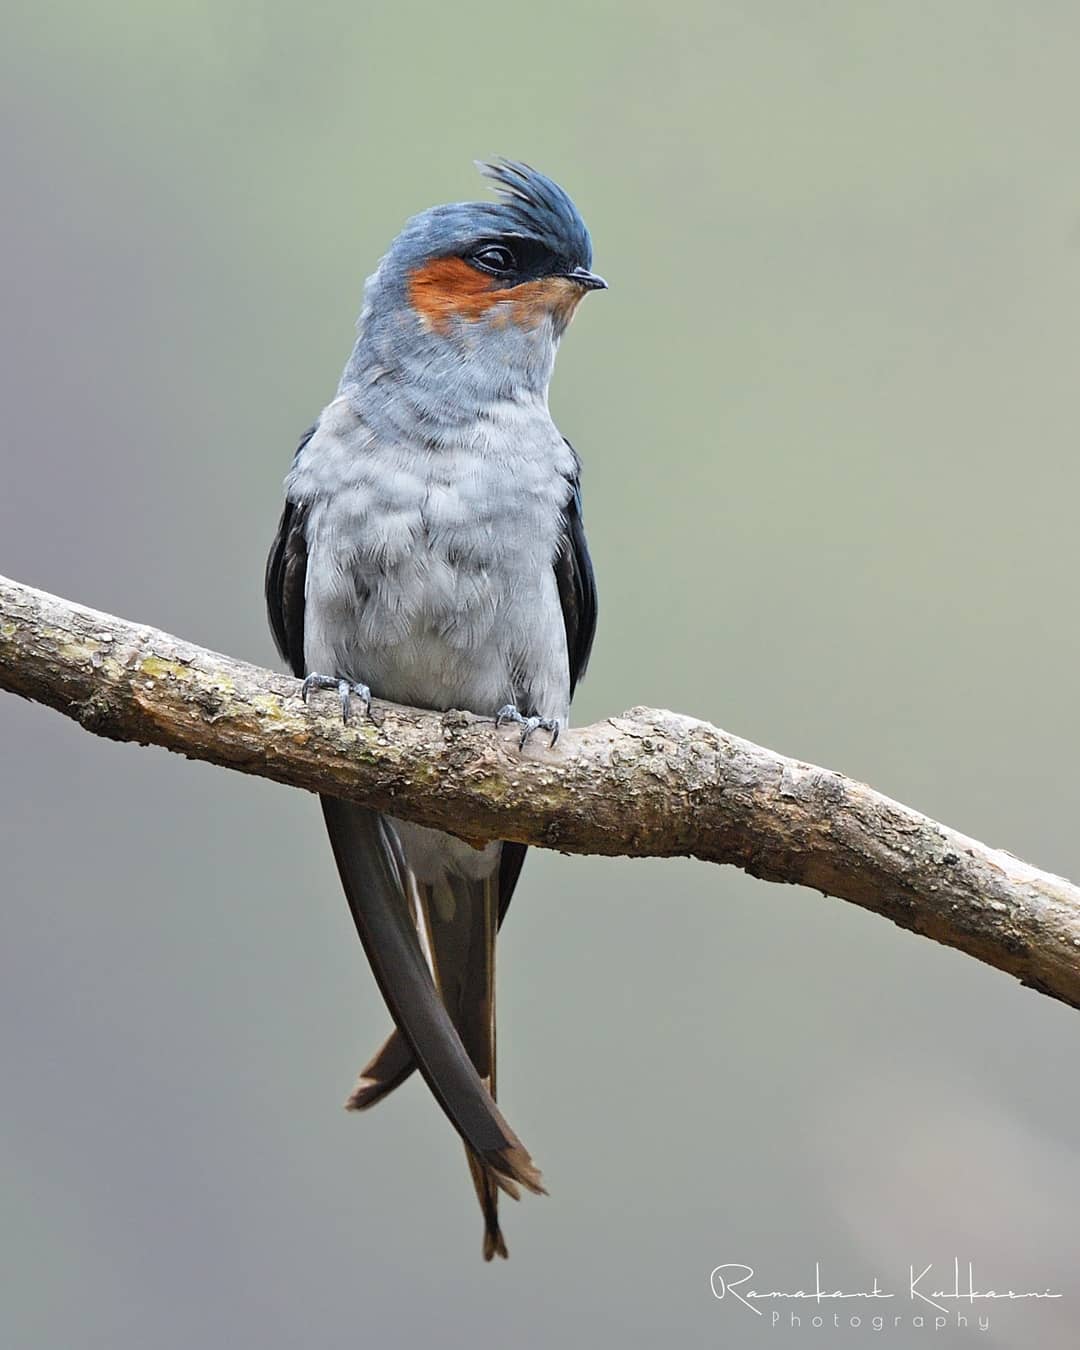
[265,424,316,679]
[556,443,598,696]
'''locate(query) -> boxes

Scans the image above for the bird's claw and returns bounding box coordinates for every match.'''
[300,673,373,725]
[495,705,561,749]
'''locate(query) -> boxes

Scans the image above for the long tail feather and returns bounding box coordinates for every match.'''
[446,871,507,1259]
[344,1030,415,1111]
[411,868,513,1258]
[321,797,543,1197]
[344,844,528,1112]
[468,1150,509,1260]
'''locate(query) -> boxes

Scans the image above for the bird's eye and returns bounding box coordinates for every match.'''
[471,243,517,274]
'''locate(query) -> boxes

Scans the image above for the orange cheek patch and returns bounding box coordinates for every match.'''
[407,257,501,333]
[407,260,582,334]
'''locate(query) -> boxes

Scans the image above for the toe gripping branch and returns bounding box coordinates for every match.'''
[495,705,562,750]
[301,672,373,724]
[299,678,557,748]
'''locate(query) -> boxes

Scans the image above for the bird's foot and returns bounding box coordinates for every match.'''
[300,672,373,725]
[495,705,562,749]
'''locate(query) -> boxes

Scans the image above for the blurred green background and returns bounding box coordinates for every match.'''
[3,3,1080,1346]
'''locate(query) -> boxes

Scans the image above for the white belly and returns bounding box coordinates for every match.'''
[298,424,573,721]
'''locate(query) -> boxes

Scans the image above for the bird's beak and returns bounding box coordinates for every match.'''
[563,267,608,291]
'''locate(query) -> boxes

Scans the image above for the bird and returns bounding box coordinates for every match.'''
[265,160,602,1260]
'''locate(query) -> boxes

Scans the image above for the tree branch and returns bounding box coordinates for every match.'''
[3,571,1078,1010]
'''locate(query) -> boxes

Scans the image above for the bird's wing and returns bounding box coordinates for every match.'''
[554,442,599,697]
[265,427,543,1201]
[346,445,598,1101]
[265,425,316,678]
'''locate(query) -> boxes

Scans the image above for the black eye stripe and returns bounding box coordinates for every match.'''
[464,236,566,282]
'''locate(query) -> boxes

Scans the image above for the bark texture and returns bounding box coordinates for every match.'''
[3,572,1079,1010]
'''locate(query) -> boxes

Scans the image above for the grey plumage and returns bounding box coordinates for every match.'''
[266,161,600,1259]
[290,390,578,722]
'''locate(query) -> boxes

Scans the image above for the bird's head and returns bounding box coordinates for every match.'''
[344,161,605,413]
